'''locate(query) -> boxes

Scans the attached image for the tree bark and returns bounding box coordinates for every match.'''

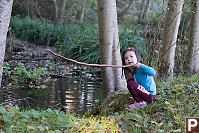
[26,0,36,18]
[31,0,42,19]
[118,0,134,18]
[79,0,87,21]
[54,0,67,24]
[27,0,30,17]
[158,0,184,77]
[0,0,14,88]
[98,0,127,93]
[98,0,115,92]
[138,0,150,23]
[112,0,127,91]
[187,0,199,73]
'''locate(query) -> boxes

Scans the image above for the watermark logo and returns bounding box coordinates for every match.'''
[186,117,199,133]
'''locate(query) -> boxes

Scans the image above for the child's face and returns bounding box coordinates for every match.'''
[124,51,137,65]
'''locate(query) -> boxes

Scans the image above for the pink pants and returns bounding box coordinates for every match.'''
[127,79,156,103]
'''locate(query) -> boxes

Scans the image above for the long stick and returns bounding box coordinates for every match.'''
[47,49,133,68]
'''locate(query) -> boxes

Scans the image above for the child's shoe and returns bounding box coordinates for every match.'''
[129,101,147,109]
[129,102,139,109]
[138,101,147,107]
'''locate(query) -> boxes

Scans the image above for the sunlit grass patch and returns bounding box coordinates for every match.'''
[0,106,120,132]
[73,116,120,132]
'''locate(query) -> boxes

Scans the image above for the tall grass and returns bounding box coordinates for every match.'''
[10,16,146,63]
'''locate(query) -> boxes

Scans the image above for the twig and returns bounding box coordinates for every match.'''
[47,49,133,68]
[50,74,69,78]
[12,57,51,61]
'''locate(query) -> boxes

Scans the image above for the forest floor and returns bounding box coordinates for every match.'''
[1,39,199,132]
[1,39,125,132]
[3,39,101,88]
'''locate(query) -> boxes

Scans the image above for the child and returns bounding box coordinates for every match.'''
[122,47,156,109]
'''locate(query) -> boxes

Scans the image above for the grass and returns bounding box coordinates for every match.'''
[1,74,198,132]
[0,107,73,132]
[6,16,198,132]
[0,106,120,132]
[10,16,147,64]
[91,74,199,132]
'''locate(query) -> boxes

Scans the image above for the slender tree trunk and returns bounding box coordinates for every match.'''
[98,0,126,93]
[98,0,115,92]
[158,0,184,77]
[27,0,36,18]
[142,0,150,20]
[187,0,199,73]
[112,0,127,91]
[118,0,134,18]
[31,0,42,19]
[27,0,30,17]
[138,0,150,23]
[0,0,14,88]
[79,0,87,21]
[54,0,67,24]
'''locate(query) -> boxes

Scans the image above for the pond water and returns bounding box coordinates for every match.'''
[0,67,104,114]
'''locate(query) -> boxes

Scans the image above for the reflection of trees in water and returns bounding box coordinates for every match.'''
[53,78,78,113]
[1,69,103,114]
[0,89,18,106]
[49,79,56,108]
[50,76,103,114]
[46,66,103,113]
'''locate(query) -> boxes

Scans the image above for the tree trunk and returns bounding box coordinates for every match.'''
[79,0,87,21]
[27,0,30,17]
[36,0,55,21]
[0,0,14,88]
[118,0,134,18]
[27,0,36,18]
[112,0,127,91]
[138,0,150,23]
[158,0,184,77]
[187,0,199,73]
[54,0,67,24]
[31,0,42,19]
[98,0,126,93]
[98,0,115,92]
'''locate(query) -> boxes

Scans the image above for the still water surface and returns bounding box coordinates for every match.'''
[1,68,104,114]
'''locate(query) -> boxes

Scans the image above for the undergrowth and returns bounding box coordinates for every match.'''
[92,74,199,132]
[1,74,198,132]
[10,16,146,64]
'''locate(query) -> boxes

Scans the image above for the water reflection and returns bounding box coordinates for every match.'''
[50,76,103,114]
[0,68,103,114]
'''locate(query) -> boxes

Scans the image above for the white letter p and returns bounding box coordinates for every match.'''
[188,119,198,131]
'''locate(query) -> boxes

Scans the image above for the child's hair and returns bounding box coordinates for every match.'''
[122,47,142,65]
[122,47,142,78]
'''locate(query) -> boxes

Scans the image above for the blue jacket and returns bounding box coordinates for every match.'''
[133,64,156,95]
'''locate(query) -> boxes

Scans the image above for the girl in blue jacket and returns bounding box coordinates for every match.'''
[122,47,156,109]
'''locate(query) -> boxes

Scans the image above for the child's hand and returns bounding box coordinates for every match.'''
[134,63,142,68]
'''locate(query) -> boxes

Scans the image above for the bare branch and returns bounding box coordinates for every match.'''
[47,49,133,68]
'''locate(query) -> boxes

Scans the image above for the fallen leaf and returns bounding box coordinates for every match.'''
[27,125,35,130]
[118,121,124,126]
[152,121,158,125]
[135,123,142,128]
[40,85,47,89]
[38,126,45,131]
